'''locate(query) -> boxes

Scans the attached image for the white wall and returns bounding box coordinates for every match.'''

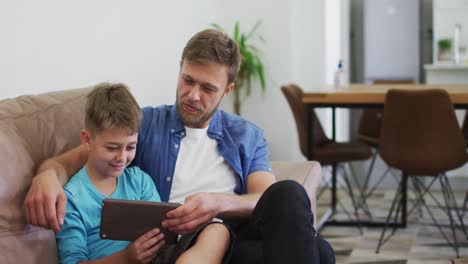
[1,0,330,162]
[0,0,219,107]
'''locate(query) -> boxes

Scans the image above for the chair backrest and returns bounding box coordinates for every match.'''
[462,112,468,144]
[281,84,330,158]
[357,109,383,147]
[379,89,467,175]
[357,80,415,147]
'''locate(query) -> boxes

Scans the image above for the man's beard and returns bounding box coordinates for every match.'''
[176,97,221,127]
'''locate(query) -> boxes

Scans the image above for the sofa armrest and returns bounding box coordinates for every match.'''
[270,161,322,230]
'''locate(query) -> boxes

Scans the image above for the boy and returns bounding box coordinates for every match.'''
[56,83,231,264]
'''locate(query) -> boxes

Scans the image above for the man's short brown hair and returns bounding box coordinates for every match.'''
[181,29,241,84]
[85,82,141,136]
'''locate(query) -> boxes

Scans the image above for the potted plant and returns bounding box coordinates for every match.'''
[438,38,452,61]
[212,21,266,116]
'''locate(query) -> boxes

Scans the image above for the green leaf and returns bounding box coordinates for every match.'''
[211,23,224,32]
[256,63,266,90]
[234,21,240,42]
[247,45,258,52]
[246,76,252,96]
[239,34,246,48]
[210,20,267,114]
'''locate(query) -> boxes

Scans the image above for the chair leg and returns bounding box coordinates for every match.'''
[321,163,368,231]
[336,195,356,220]
[407,177,438,218]
[441,173,468,239]
[348,163,372,220]
[357,150,378,215]
[401,173,408,228]
[409,175,461,257]
[376,173,405,254]
[360,164,418,220]
[440,176,460,258]
[338,165,363,234]
[408,177,422,218]
[461,190,468,238]
[340,162,372,219]
[410,177,425,218]
[463,191,468,216]
[362,149,378,194]
[362,166,393,202]
[319,166,351,212]
[332,164,338,213]
[411,175,468,239]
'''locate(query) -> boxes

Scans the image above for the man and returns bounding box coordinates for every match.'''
[24,29,335,263]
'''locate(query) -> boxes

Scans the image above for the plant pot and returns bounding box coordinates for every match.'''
[438,48,452,61]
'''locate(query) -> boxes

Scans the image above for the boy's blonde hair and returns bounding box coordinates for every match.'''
[85,82,141,136]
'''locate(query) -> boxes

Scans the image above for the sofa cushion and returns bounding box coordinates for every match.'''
[0,88,90,263]
[271,161,322,229]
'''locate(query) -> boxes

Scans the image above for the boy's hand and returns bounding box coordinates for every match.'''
[24,171,67,233]
[125,228,165,264]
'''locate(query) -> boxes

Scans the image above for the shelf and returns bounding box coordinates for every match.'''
[424,63,468,70]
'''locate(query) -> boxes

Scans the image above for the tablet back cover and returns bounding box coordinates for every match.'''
[100,199,180,244]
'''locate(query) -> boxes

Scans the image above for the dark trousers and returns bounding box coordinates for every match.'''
[227,180,335,264]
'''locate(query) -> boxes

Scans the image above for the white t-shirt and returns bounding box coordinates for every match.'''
[168,127,238,204]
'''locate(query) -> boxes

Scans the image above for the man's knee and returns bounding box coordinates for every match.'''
[255,180,313,222]
[317,235,336,264]
[263,180,310,208]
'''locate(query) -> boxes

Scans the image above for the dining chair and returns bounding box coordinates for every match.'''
[281,84,372,225]
[356,80,415,211]
[376,89,467,257]
[459,113,468,218]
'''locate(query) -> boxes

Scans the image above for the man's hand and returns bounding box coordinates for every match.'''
[24,171,67,233]
[125,228,165,264]
[162,193,220,234]
[24,145,87,233]
[161,172,276,235]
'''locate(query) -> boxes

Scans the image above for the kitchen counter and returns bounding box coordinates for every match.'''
[424,63,468,84]
[424,63,468,70]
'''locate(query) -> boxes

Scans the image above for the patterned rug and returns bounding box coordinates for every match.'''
[317,188,468,264]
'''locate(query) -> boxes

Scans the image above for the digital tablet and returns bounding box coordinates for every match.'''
[100,199,181,244]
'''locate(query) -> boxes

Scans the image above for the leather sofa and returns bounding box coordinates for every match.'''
[0,87,322,263]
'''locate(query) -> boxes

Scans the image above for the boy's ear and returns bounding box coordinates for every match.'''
[80,129,92,149]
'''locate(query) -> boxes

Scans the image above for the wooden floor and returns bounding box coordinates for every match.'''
[453,257,468,264]
[316,187,468,264]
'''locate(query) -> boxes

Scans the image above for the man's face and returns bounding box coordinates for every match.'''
[82,127,138,180]
[176,61,234,128]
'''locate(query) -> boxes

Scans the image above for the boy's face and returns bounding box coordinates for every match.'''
[81,127,138,179]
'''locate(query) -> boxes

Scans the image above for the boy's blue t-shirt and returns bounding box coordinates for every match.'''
[56,166,161,264]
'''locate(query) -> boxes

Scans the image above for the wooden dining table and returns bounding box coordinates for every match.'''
[303,83,468,107]
[302,83,468,229]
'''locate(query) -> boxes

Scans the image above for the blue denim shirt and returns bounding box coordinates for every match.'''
[131,105,272,202]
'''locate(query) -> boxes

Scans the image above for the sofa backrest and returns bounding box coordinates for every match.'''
[0,87,322,263]
[0,87,91,263]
